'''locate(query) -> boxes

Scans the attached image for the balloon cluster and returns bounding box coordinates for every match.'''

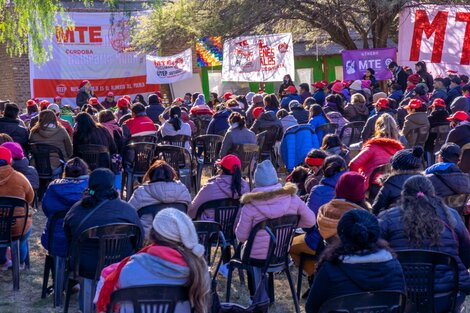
[196,36,223,67]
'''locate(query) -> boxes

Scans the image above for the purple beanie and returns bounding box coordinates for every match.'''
[1,142,24,160]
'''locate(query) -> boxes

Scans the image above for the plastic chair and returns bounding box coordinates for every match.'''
[192,135,223,191]
[459,143,470,174]
[340,121,365,146]
[406,126,430,148]
[190,116,212,137]
[256,131,267,159]
[154,145,195,193]
[318,291,407,313]
[63,223,142,313]
[396,249,459,313]
[233,144,259,189]
[126,134,158,144]
[368,163,392,201]
[193,221,227,270]
[122,142,156,200]
[257,126,281,162]
[0,197,29,291]
[137,203,188,218]
[315,123,339,136]
[107,285,190,313]
[41,209,68,306]
[76,144,111,170]
[160,135,191,148]
[226,215,300,313]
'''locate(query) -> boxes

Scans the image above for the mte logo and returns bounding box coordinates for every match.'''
[55,26,103,45]
[56,84,67,96]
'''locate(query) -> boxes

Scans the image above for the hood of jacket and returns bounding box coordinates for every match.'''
[349,102,369,116]
[404,112,429,127]
[317,199,363,240]
[213,109,231,119]
[33,126,63,139]
[259,111,278,122]
[281,115,298,125]
[241,183,297,204]
[364,137,404,155]
[139,181,190,204]
[0,166,14,185]
[46,177,89,208]
[378,170,419,184]
[206,175,242,198]
[425,162,457,175]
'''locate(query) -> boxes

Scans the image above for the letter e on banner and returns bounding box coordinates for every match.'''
[410,10,448,63]
[456,12,470,65]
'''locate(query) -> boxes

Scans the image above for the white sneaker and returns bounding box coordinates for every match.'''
[218,263,229,278]
[0,260,12,271]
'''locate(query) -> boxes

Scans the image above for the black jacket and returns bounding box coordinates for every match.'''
[250,111,283,136]
[305,253,405,313]
[207,109,231,136]
[393,67,409,92]
[426,163,470,198]
[76,89,91,108]
[417,69,434,92]
[291,107,309,124]
[425,110,449,151]
[0,117,29,150]
[146,102,165,124]
[446,123,470,148]
[73,126,117,156]
[372,172,417,215]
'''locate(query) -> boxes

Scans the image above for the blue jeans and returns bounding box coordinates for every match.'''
[0,228,32,264]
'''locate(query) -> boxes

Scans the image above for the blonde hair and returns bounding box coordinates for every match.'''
[374,113,400,140]
[351,93,366,105]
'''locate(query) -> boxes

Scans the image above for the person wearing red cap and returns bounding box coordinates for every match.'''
[122,103,158,141]
[188,154,249,221]
[446,111,470,148]
[402,99,430,148]
[252,106,265,120]
[311,82,326,105]
[330,82,343,95]
[76,80,95,108]
[101,92,116,109]
[0,146,34,270]
[88,97,105,112]
[115,97,131,121]
[424,98,450,154]
[280,85,302,111]
[20,99,39,124]
[222,92,234,102]
[361,98,395,141]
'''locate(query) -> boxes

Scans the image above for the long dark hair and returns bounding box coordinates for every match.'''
[400,175,455,247]
[75,112,100,142]
[325,94,345,115]
[321,155,346,177]
[309,104,331,122]
[169,106,182,131]
[30,110,62,134]
[27,105,38,116]
[64,157,89,178]
[263,94,280,110]
[228,112,246,130]
[220,164,243,198]
[143,160,177,183]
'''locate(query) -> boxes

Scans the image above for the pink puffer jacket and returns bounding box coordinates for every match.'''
[235,183,316,260]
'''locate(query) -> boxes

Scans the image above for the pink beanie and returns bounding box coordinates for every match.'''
[1,142,24,160]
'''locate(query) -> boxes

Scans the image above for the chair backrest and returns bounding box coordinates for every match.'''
[429,124,450,153]
[29,143,65,178]
[0,197,28,244]
[126,135,158,144]
[407,126,430,147]
[191,116,212,137]
[47,209,68,255]
[396,249,459,313]
[340,121,365,146]
[196,198,240,244]
[318,291,407,313]
[369,163,392,187]
[76,144,111,170]
[75,223,141,280]
[256,131,267,154]
[241,215,299,269]
[192,135,223,165]
[315,123,339,135]
[125,142,156,175]
[233,144,259,176]
[193,221,226,265]
[459,143,470,174]
[108,285,189,313]
[160,135,191,148]
[137,203,188,218]
[154,145,192,178]
[258,126,281,159]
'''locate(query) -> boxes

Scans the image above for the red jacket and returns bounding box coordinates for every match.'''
[349,137,404,189]
[124,115,157,136]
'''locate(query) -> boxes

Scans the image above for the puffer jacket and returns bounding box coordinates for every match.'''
[446,121,470,148]
[236,183,316,259]
[146,102,165,124]
[207,109,231,135]
[188,175,249,220]
[12,157,39,190]
[0,117,29,149]
[429,88,448,104]
[291,107,309,124]
[327,111,350,139]
[280,115,298,133]
[425,163,470,198]
[343,102,369,122]
[372,171,418,215]
[280,124,320,171]
[446,85,462,107]
[317,199,364,241]
[41,176,88,257]
[128,181,191,237]
[308,115,329,143]
[251,111,283,134]
[219,126,257,157]
[280,93,303,111]
[379,206,470,294]
[29,126,73,169]
[349,138,404,189]
[402,112,430,148]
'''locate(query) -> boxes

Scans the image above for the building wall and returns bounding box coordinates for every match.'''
[0,43,31,105]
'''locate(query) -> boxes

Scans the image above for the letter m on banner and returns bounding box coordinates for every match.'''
[410,10,448,63]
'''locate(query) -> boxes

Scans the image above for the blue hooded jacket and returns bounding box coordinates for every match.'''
[207,109,231,135]
[280,93,303,111]
[280,124,319,171]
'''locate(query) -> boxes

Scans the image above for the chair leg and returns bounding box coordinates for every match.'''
[63,277,72,313]
[125,173,134,201]
[11,240,20,291]
[285,268,301,313]
[82,278,94,313]
[196,163,203,192]
[268,272,275,303]
[53,256,66,307]
[41,255,53,298]
[226,263,233,302]
[296,254,304,299]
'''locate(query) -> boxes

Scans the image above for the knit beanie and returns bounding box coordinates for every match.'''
[1,142,24,160]
[349,80,362,91]
[88,168,115,195]
[47,103,61,114]
[338,209,380,248]
[254,160,278,187]
[450,96,470,114]
[335,172,365,203]
[195,94,206,106]
[152,208,205,258]
[289,100,302,110]
[390,146,424,171]
[0,146,12,166]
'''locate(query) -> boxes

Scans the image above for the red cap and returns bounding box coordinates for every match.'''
[174,97,184,103]
[40,100,50,110]
[331,82,343,93]
[447,111,469,122]
[107,92,114,97]
[431,98,446,108]
[26,99,36,107]
[404,99,424,110]
[216,154,241,174]
[375,98,390,109]
[123,95,131,102]
[117,98,129,108]
[54,96,61,101]
[284,86,297,93]
[342,80,352,88]
[223,92,234,100]
[312,82,324,88]
[32,98,39,103]
[88,97,99,105]
[0,146,12,165]
[79,80,89,89]
[305,156,324,167]
[253,107,265,119]
[321,80,328,87]
[407,73,421,85]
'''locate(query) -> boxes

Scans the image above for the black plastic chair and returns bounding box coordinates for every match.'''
[396,250,459,313]
[425,124,450,165]
[340,121,365,146]
[160,135,191,148]
[233,144,259,189]
[122,142,156,200]
[192,134,223,191]
[30,143,66,200]
[258,126,282,162]
[41,209,68,306]
[63,223,142,313]
[137,203,188,218]
[256,131,266,156]
[315,123,339,136]
[154,145,195,193]
[406,126,430,148]
[190,116,212,137]
[76,144,111,170]
[226,215,300,313]
[126,135,158,144]
[459,143,470,174]
[318,291,407,313]
[193,221,227,270]
[107,285,190,313]
[0,197,29,291]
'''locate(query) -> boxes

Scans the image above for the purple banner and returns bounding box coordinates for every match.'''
[342,48,397,81]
